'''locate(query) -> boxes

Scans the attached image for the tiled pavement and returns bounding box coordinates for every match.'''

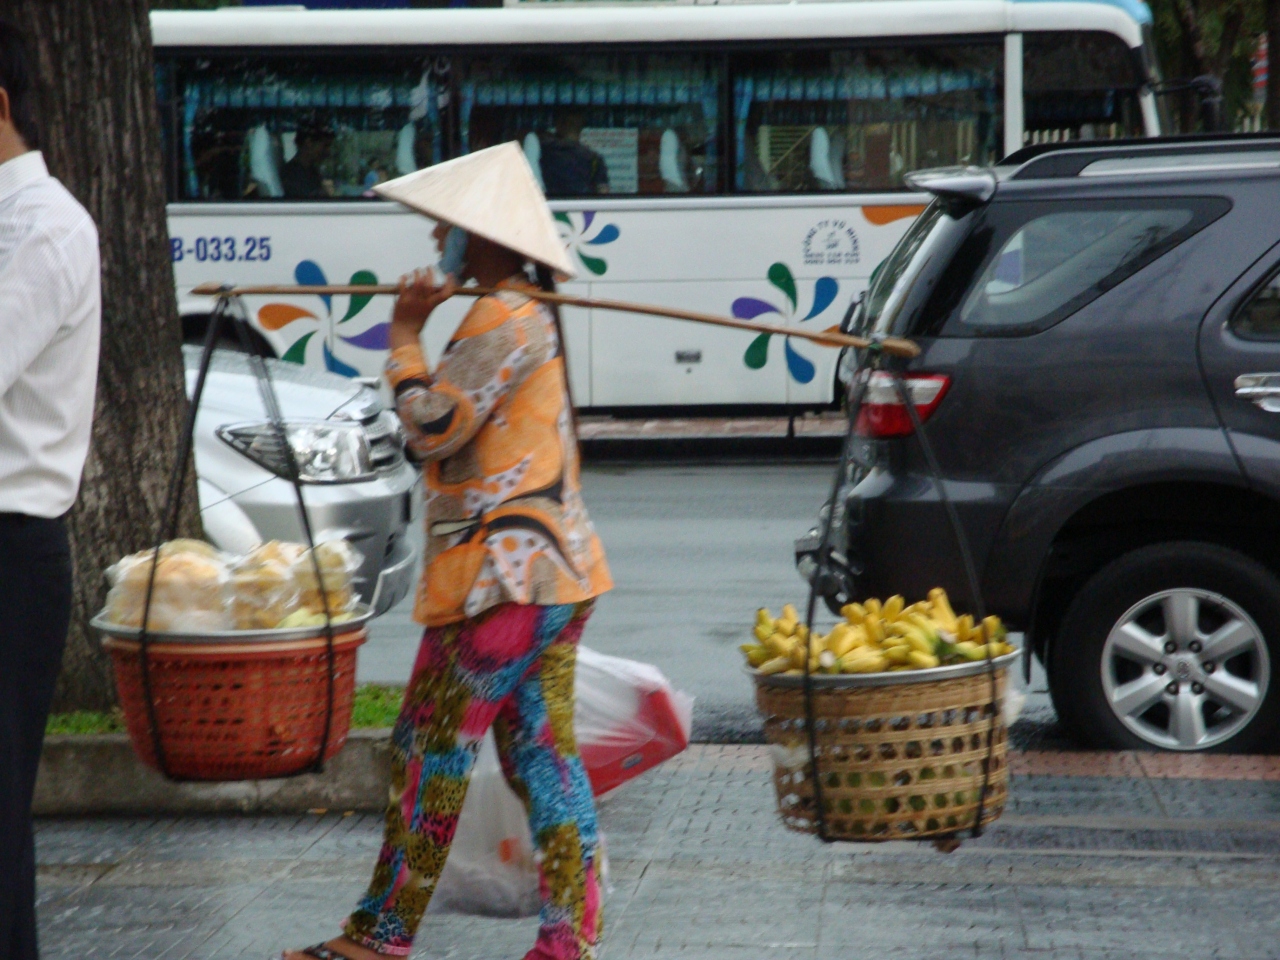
[37,746,1280,960]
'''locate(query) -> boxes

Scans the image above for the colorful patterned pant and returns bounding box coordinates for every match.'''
[344,601,602,958]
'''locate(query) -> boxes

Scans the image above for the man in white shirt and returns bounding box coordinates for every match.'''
[0,22,100,960]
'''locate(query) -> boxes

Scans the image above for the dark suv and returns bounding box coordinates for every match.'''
[796,135,1280,753]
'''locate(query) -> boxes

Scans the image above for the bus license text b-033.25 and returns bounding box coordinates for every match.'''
[170,236,272,263]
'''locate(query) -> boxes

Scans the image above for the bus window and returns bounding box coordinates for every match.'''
[730,44,1003,193]
[163,55,446,201]
[459,52,721,196]
[1023,32,1146,143]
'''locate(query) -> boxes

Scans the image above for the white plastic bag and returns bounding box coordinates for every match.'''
[429,646,691,917]
[427,730,540,917]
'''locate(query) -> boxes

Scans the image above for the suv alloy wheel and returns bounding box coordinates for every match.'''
[1049,542,1280,752]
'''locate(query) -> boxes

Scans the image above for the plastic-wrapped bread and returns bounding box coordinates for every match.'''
[229,556,298,630]
[103,546,232,632]
[244,540,305,568]
[291,539,361,615]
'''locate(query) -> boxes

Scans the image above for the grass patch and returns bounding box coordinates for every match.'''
[46,709,127,735]
[45,684,406,736]
[351,684,404,728]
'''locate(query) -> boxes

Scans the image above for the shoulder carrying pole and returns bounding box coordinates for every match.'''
[188,282,921,359]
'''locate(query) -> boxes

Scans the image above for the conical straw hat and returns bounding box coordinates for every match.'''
[373,142,576,278]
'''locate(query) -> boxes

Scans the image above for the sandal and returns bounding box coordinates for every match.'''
[282,945,361,960]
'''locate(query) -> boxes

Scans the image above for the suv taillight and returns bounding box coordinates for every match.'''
[855,371,951,438]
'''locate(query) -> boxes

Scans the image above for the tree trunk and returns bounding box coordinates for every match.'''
[1,1,200,710]
[1269,0,1280,128]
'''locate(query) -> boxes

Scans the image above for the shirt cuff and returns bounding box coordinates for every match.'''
[384,344,430,391]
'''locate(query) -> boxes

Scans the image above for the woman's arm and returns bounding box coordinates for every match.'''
[383,273,525,462]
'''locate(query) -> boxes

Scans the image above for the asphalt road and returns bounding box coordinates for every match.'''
[363,460,1056,742]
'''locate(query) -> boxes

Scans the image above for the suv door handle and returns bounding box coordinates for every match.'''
[1234,373,1280,411]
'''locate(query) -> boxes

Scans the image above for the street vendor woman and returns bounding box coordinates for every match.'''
[282,143,612,960]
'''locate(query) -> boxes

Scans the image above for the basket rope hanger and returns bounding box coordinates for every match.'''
[137,295,339,782]
[188,282,922,359]
[799,342,1003,850]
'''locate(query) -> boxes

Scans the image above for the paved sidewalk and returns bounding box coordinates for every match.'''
[37,746,1280,960]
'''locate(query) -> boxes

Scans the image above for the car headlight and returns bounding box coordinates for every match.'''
[217,420,377,484]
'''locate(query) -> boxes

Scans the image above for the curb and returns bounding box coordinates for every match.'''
[581,435,841,462]
[34,729,393,816]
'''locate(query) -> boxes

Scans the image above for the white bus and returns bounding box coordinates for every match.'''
[153,0,1160,410]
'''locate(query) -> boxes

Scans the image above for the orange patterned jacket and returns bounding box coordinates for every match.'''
[384,276,612,626]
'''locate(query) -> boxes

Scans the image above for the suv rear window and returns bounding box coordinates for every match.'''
[916,198,1229,335]
[1232,264,1280,339]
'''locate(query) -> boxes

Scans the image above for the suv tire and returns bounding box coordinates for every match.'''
[1049,541,1280,752]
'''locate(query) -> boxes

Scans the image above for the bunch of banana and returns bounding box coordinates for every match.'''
[741,589,1016,676]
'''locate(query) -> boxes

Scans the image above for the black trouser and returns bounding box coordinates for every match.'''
[0,514,71,960]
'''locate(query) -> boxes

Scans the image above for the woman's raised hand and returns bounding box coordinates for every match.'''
[390,268,457,349]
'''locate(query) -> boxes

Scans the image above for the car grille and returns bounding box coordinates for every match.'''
[361,411,407,473]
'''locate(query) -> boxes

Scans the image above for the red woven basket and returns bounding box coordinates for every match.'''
[102,629,366,781]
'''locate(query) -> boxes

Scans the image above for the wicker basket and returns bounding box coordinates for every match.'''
[752,651,1017,841]
[100,626,366,781]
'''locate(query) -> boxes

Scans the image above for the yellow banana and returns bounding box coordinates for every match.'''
[884,643,912,664]
[955,614,974,644]
[928,588,959,633]
[864,597,882,617]
[864,615,885,644]
[746,646,771,667]
[906,612,939,635]
[757,656,790,675]
[902,628,936,656]
[830,626,865,658]
[790,644,808,670]
[765,634,793,658]
[842,652,888,673]
[775,618,797,638]
[841,602,866,624]
[909,650,941,669]
[982,615,1006,643]
[795,624,810,643]
[755,607,774,628]
[781,603,799,622]
[883,595,905,621]
[753,623,773,642]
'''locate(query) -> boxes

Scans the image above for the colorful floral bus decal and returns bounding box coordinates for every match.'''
[735,263,839,384]
[554,211,620,276]
[258,260,386,376]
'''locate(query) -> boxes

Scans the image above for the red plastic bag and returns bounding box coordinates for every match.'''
[574,646,694,795]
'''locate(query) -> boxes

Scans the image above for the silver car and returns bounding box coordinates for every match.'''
[185,345,418,615]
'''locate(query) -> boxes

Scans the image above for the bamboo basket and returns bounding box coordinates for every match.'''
[751,650,1017,841]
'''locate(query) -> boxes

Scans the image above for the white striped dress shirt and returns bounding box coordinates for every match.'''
[0,151,100,518]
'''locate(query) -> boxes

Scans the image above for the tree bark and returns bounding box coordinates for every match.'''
[1,1,200,710]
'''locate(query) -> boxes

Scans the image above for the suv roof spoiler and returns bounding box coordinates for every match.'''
[903,166,996,205]
[1003,133,1280,180]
